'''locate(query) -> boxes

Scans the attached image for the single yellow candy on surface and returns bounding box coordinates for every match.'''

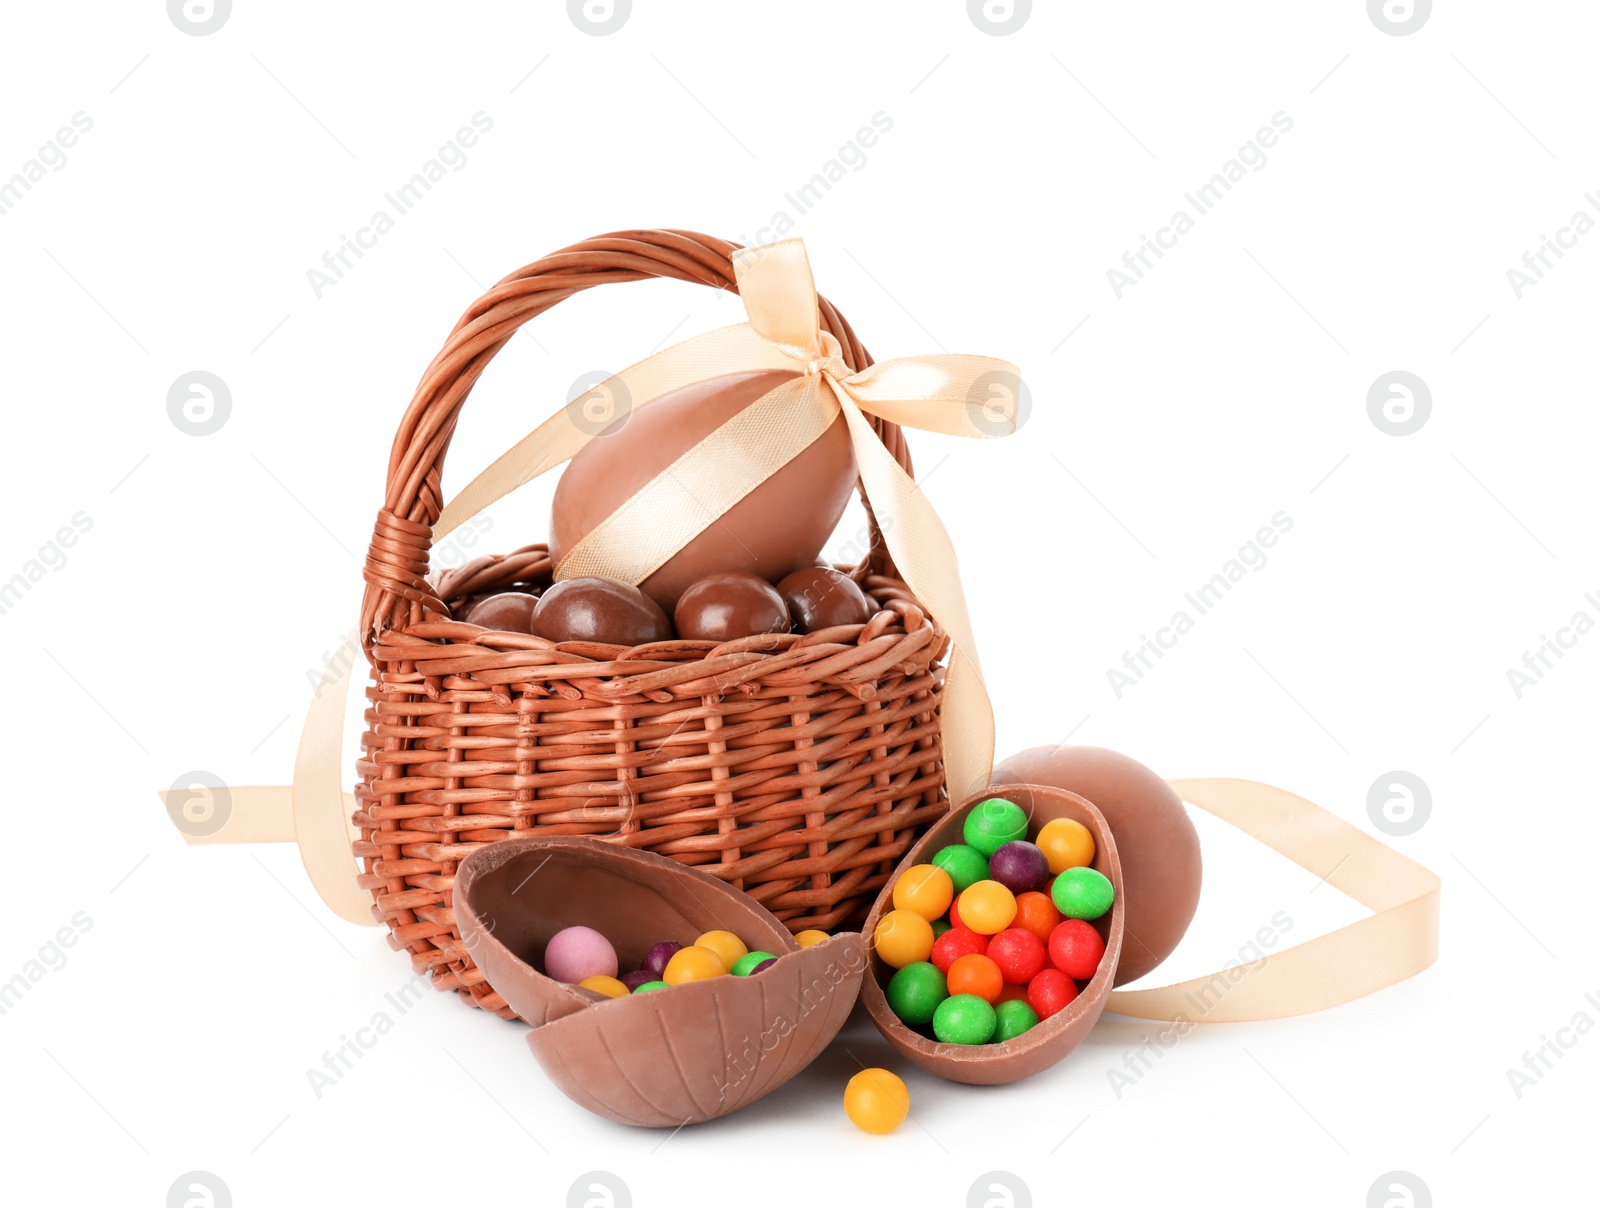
[844,1068,910,1134]
[579,975,629,998]
[663,945,727,984]
[1036,818,1096,874]
[694,929,748,971]
[873,909,936,968]
[957,880,1017,935]
[794,929,830,948]
[892,863,954,921]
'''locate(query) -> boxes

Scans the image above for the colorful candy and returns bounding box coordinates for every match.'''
[892,864,954,921]
[930,843,990,894]
[1051,866,1115,920]
[633,980,671,994]
[1048,919,1107,981]
[947,953,1004,1004]
[542,925,619,984]
[955,880,1017,935]
[663,946,727,984]
[1036,817,1096,874]
[844,1068,911,1134]
[987,840,1050,895]
[962,797,1030,857]
[873,909,936,968]
[620,969,657,992]
[794,929,830,948]
[579,974,629,998]
[1026,968,1079,1019]
[694,929,748,971]
[932,993,998,1045]
[731,951,778,976]
[640,940,683,976]
[885,961,948,1026]
[993,998,1041,1043]
[931,925,988,973]
[1012,891,1063,944]
[985,927,1048,985]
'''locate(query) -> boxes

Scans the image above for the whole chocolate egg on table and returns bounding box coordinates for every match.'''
[990,745,1202,986]
[548,370,858,611]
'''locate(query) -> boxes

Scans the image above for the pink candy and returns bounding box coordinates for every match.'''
[543,925,619,984]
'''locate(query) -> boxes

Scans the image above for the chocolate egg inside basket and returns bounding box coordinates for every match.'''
[454,835,864,1126]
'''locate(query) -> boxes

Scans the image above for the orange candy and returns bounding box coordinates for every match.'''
[946,953,1004,1003]
[1013,891,1063,945]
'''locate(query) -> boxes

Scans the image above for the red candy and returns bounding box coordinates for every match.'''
[985,927,1047,985]
[947,953,1004,1003]
[1048,918,1107,980]
[1027,968,1079,1019]
[931,925,988,973]
[996,984,1030,1004]
[948,894,964,930]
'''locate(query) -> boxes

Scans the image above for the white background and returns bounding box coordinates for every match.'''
[2,2,1594,1205]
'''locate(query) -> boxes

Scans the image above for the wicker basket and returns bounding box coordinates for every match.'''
[355,230,952,1016]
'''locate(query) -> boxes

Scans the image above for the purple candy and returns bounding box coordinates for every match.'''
[988,841,1050,895]
[620,969,657,991]
[750,958,777,975]
[641,941,684,977]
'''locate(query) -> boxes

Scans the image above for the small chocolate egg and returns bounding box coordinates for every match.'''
[531,577,672,646]
[776,566,872,632]
[674,571,790,643]
[548,371,858,611]
[463,591,539,633]
[991,746,1202,986]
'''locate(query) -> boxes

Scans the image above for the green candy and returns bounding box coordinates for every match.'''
[886,961,948,1027]
[962,798,1029,858]
[932,993,997,1045]
[632,980,671,994]
[993,999,1041,1043]
[931,843,991,894]
[731,951,777,976]
[1051,866,1115,920]
[931,918,952,939]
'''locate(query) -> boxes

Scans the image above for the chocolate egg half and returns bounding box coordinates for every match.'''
[530,577,672,646]
[674,571,790,642]
[991,746,1201,986]
[454,836,866,1126]
[861,784,1125,1085]
[776,565,872,632]
[549,371,857,611]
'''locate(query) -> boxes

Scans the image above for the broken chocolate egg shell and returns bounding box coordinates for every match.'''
[860,784,1125,1086]
[454,836,866,1126]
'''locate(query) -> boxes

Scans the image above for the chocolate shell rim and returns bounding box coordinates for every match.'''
[452,835,803,1025]
[859,783,1126,1074]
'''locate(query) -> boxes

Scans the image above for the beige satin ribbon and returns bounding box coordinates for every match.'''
[1108,779,1441,1021]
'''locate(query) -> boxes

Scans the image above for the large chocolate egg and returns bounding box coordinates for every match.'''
[990,746,1201,986]
[549,371,857,610]
[530,577,672,646]
[674,571,790,642]
[776,565,872,632]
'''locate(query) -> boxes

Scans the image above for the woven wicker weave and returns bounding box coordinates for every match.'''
[355,230,950,1016]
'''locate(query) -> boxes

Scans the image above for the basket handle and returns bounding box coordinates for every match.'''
[359,229,911,642]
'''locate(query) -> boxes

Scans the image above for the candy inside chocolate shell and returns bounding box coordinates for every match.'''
[860,784,1125,1086]
[454,836,866,1126]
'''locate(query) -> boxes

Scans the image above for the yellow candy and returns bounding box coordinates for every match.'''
[663,946,727,984]
[957,880,1017,935]
[891,864,954,921]
[694,929,748,971]
[794,929,830,948]
[844,1068,910,1134]
[873,909,936,968]
[1036,818,1096,874]
[578,975,629,999]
